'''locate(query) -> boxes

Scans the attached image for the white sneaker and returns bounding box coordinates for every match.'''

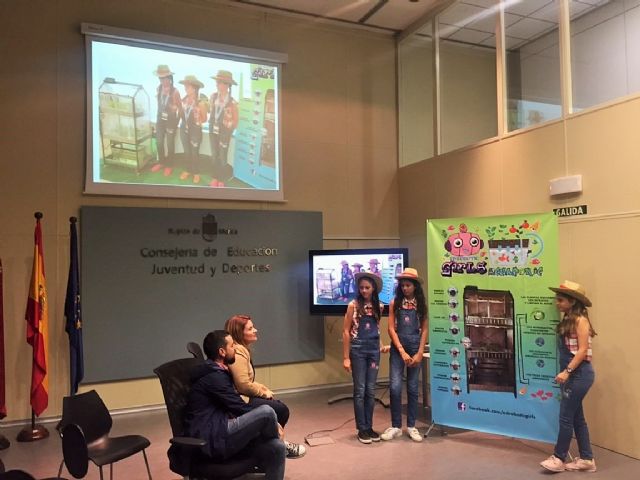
[380,427,402,441]
[407,427,423,442]
[540,455,565,472]
[565,457,597,472]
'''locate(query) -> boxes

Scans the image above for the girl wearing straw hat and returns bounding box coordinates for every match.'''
[208,70,239,178]
[380,268,428,442]
[151,65,182,176]
[343,272,388,444]
[178,75,209,184]
[339,260,354,301]
[540,280,597,473]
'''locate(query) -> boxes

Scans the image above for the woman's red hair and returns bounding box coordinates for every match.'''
[225,314,252,347]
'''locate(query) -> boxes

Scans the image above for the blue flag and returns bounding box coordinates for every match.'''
[64,218,84,395]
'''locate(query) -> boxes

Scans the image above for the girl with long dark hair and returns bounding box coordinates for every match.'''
[540,280,597,473]
[380,268,428,442]
[343,272,388,444]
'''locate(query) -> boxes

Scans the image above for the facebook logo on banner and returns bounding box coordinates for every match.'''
[457,402,467,411]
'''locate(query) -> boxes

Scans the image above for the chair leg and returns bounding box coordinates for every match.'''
[99,465,104,480]
[142,449,153,479]
[57,458,65,478]
[110,463,113,480]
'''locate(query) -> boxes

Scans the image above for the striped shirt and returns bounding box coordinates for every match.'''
[400,297,418,311]
[349,300,382,339]
[564,333,593,361]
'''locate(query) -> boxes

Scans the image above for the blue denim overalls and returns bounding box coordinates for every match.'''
[350,307,380,433]
[389,306,422,428]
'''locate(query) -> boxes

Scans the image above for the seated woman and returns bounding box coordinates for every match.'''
[225,314,306,459]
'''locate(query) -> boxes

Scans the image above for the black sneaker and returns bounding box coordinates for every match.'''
[357,430,372,444]
[368,428,381,442]
[285,441,307,459]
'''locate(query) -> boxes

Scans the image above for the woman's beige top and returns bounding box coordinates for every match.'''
[228,343,269,402]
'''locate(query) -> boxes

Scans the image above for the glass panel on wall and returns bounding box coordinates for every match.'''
[398,23,434,167]
[570,0,640,111]
[505,0,562,131]
[438,1,498,153]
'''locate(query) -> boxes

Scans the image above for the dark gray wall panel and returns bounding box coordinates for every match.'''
[81,206,323,382]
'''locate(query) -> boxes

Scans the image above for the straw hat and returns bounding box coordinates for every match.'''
[179,75,204,89]
[212,70,237,85]
[549,280,592,307]
[354,272,382,292]
[369,258,380,264]
[153,64,173,77]
[396,267,424,284]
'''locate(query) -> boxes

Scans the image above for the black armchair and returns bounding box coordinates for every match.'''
[58,390,152,480]
[186,341,205,360]
[153,357,260,479]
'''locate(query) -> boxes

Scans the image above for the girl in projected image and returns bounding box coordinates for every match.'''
[178,75,209,184]
[540,281,597,473]
[208,70,239,181]
[150,65,182,176]
[339,260,354,301]
[381,268,428,443]
[224,314,306,459]
[368,258,381,277]
[343,272,388,444]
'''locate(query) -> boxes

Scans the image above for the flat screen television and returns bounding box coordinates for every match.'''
[308,248,409,316]
[82,23,287,201]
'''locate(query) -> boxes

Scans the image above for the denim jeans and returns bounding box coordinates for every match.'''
[554,363,595,461]
[180,126,202,172]
[226,404,285,480]
[389,342,421,428]
[249,396,290,427]
[155,118,176,164]
[350,340,380,432]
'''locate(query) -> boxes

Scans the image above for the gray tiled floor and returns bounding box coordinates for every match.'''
[0,386,638,479]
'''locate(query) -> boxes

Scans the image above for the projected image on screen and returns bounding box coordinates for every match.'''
[309,248,409,315]
[86,33,281,199]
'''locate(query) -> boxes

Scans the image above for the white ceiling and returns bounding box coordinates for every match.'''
[226,0,442,33]
[438,0,609,51]
[225,0,614,50]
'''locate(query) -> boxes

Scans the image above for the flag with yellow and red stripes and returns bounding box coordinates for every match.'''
[25,214,48,416]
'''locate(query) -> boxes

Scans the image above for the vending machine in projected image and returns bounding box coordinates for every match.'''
[98,78,153,172]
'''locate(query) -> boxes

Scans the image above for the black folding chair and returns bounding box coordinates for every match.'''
[0,471,37,480]
[57,390,152,480]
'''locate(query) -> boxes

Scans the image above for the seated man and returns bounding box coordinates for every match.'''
[184,330,285,480]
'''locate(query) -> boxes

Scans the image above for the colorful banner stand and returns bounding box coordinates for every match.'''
[427,212,560,443]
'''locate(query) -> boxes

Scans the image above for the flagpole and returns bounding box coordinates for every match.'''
[66,216,84,398]
[16,410,49,442]
[0,257,8,450]
[17,212,49,442]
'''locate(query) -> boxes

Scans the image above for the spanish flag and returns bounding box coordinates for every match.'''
[25,214,48,416]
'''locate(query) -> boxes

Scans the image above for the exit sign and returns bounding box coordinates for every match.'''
[553,205,588,217]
